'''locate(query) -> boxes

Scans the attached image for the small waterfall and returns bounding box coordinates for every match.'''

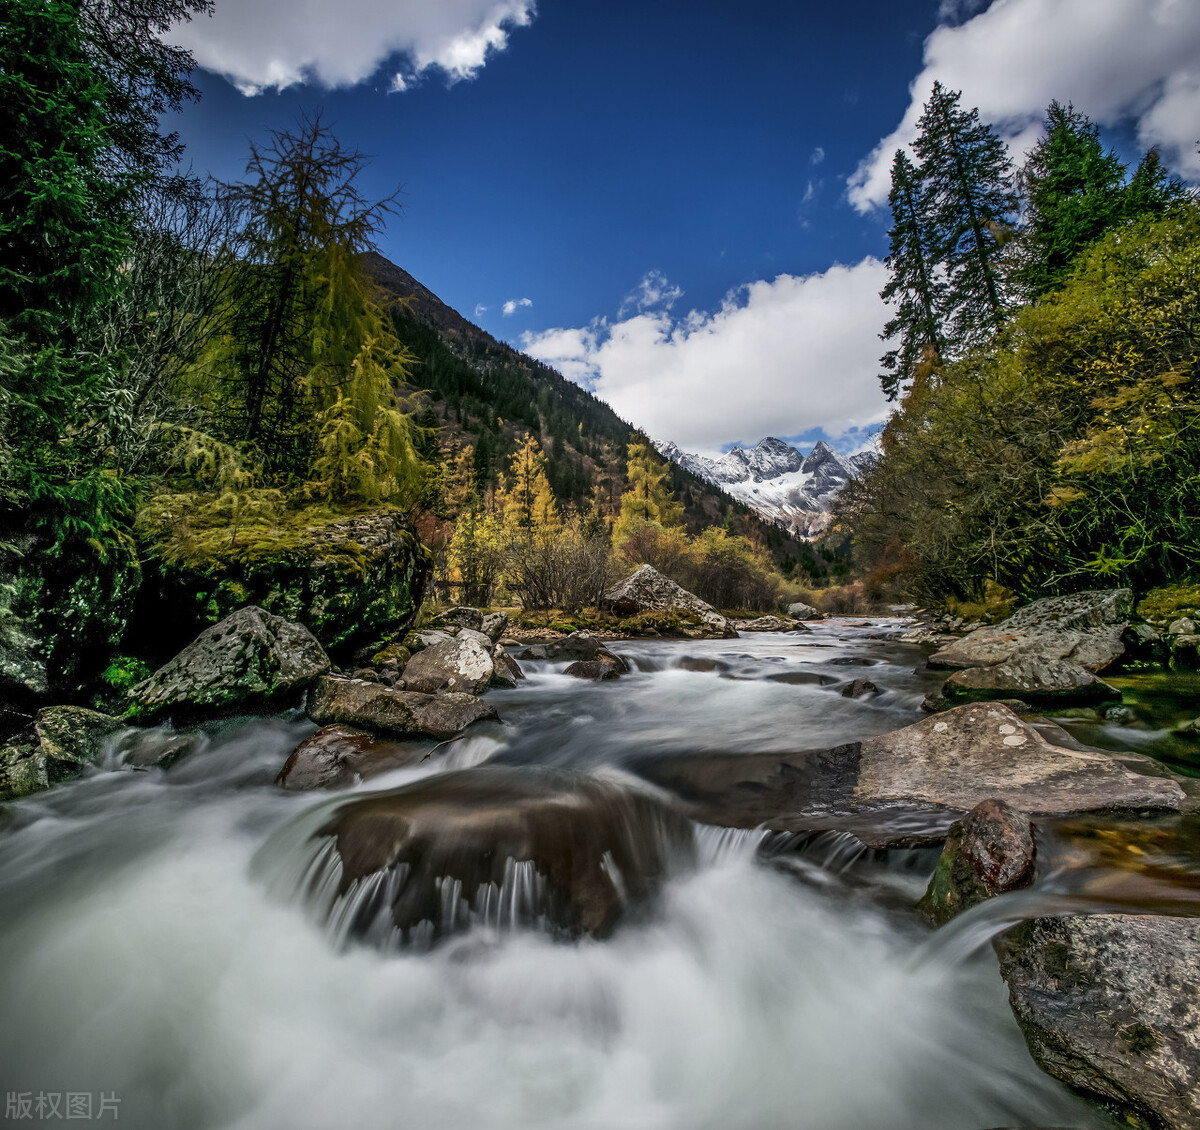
[694,823,772,865]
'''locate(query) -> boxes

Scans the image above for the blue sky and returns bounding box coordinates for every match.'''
[170,0,1200,455]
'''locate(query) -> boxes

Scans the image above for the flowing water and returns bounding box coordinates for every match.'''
[5,619,1181,1129]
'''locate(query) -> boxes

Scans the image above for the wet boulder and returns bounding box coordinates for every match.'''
[403,629,455,653]
[490,645,525,689]
[1170,634,1200,670]
[917,798,1035,925]
[840,679,879,698]
[737,616,808,633]
[928,589,1133,674]
[999,914,1200,1130]
[564,658,620,681]
[1,706,125,800]
[517,631,603,662]
[313,766,695,941]
[632,703,1184,848]
[307,676,498,740]
[480,611,509,643]
[129,606,330,721]
[401,635,494,696]
[941,657,1120,708]
[277,724,427,790]
[430,606,485,634]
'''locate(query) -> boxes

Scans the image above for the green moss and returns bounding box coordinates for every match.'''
[133,502,430,654]
[1138,583,1200,622]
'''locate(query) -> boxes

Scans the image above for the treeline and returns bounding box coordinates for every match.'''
[839,87,1197,604]
[439,432,807,613]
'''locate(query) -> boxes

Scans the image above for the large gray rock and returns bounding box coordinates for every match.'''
[605,564,716,617]
[480,611,509,643]
[129,606,330,720]
[517,632,604,662]
[917,798,1035,925]
[430,606,485,633]
[942,657,1120,708]
[929,589,1133,673]
[276,724,428,790]
[736,616,808,633]
[603,565,735,638]
[490,645,525,689]
[311,766,695,942]
[307,676,497,740]
[1,706,125,800]
[1170,634,1200,670]
[401,635,494,695]
[631,702,1184,847]
[999,914,1200,1130]
[787,601,823,620]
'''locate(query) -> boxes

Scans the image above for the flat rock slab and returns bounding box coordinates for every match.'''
[630,703,1183,847]
[999,914,1200,1130]
[929,589,1132,673]
[307,676,498,740]
[943,657,1119,707]
[313,766,695,941]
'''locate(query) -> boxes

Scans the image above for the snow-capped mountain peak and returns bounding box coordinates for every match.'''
[655,436,874,540]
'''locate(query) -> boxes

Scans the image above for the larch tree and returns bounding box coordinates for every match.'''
[617,436,684,531]
[878,149,944,401]
[500,434,558,530]
[214,117,424,506]
[914,82,1015,352]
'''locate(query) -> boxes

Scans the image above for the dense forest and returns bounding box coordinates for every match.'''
[0,0,821,711]
[838,86,1198,612]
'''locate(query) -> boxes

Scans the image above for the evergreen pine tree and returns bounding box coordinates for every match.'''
[1014,102,1128,300]
[878,149,944,400]
[1123,148,1187,220]
[914,82,1015,351]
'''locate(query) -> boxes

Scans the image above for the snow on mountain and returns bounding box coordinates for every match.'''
[656,436,876,540]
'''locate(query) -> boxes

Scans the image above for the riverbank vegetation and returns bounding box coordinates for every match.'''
[0,0,804,707]
[839,88,1198,610]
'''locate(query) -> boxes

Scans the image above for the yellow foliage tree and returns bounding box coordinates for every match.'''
[500,434,559,531]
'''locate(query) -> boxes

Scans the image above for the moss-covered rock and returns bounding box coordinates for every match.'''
[1,705,126,801]
[128,606,331,721]
[132,507,430,659]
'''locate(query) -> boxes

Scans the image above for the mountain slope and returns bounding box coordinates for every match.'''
[364,253,797,552]
[656,437,876,540]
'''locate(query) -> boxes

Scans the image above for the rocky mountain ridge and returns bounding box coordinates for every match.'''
[656,436,876,539]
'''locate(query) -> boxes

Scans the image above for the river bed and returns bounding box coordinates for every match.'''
[4,620,1181,1129]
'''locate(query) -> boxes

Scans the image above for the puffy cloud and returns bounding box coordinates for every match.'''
[171,0,534,94]
[809,146,826,166]
[849,0,1200,211]
[522,260,891,452]
[502,297,533,316]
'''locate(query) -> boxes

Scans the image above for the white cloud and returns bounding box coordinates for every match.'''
[474,303,488,317]
[171,0,535,94]
[849,0,1200,211]
[810,146,826,166]
[618,270,684,317]
[522,260,891,452]
[502,297,533,316]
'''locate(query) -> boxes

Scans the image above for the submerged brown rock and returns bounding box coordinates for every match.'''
[314,766,695,941]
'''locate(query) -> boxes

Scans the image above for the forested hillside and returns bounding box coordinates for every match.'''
[839,89,1197,611]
